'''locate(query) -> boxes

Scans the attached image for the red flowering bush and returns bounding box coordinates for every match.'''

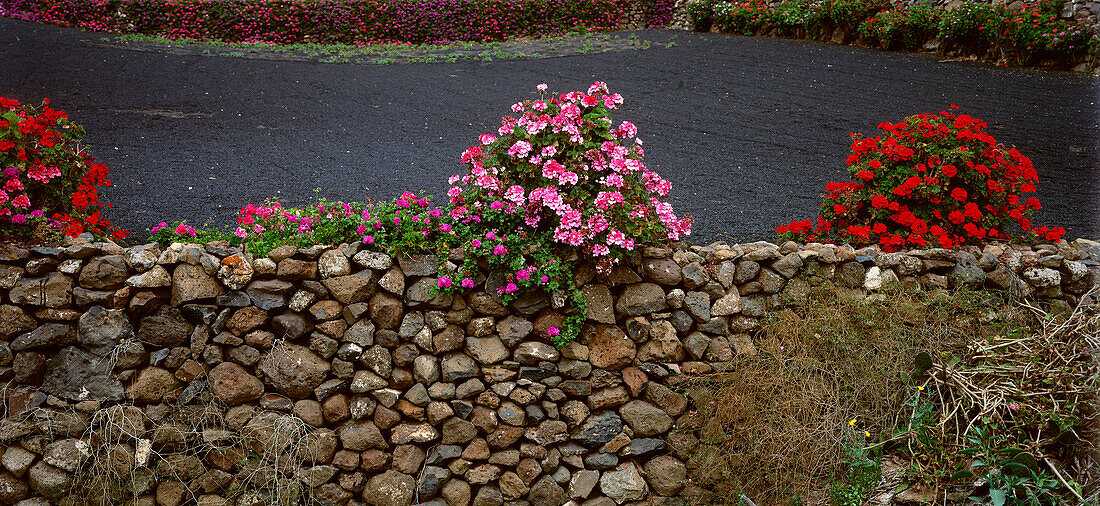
[0,97,126,242]
[777,107,1063,251]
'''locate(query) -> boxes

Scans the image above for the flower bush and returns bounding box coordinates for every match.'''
[2,0,674,45]
[938,1,1002,53]
[686,0,715,31]
[859,4,941,51]
[777,107,1064,251]
[441,82,690,343]
[0,97,125,242]
[712,0,771,35]
[771,0,820,36]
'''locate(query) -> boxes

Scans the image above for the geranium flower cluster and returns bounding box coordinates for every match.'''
[0,97,126,241]
[2,0,674,45]
[446,81,690,274]
[777,107,1064,251]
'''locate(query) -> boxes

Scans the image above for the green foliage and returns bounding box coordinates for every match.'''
[859,4,942,50]
[771,0,820,35]
[938,1,1002,51]
[687,0,715,29]
[821,0,883,28]
[830,432,882,506]
[956,425,1068,505]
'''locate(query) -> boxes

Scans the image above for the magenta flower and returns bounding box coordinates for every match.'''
[437,276,452,288]
[493,244,508,256]
[461,278,475,288]
[547,326,561,337]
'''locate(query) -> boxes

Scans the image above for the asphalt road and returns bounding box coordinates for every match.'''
[2,17,1097,243]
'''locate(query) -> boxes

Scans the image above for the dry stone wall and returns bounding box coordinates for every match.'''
[0,236,1097,506]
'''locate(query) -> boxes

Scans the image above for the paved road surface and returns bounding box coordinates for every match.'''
[2,18,1097,243]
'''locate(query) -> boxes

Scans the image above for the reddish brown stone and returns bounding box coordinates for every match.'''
[226,307,268,335]
[277,258,318,280]
[584,324,636,371]
[359,449,391,472]
[209,362,263,406]
[323,394,350,424]
[309,300,343,321]
[622,367,648,397]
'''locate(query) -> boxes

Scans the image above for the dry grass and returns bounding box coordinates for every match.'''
[671,285,1086,505]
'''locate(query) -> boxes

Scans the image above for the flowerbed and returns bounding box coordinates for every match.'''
[0,98,126,243]
[1,0,675,45]
[689,0,1100,69]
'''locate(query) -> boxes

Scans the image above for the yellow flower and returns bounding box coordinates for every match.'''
[849,418,857,426]
[917,386,925,391]
[864,431,871,437]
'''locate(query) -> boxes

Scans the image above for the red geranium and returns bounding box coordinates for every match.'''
[778,109,1063,250]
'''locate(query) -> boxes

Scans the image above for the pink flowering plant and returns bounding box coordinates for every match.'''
[150,191,458,257]
[440,81,691,345]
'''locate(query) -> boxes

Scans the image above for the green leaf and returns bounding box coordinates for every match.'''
[989,488,1007,506]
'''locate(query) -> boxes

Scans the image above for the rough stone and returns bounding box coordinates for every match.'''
[27,461,70,499]
[514,341,560,365]
[127,367,181,403]
[619,400,673,436]
[137,306,192,347]
[465,336,508,365]
[11,323,75,352]
[41,346,124,402]
[79,255,129,289]
[77,306,132,355]
[572,411,623,448]
[582,284,616,324]
[370,292,403,329]
[585,325,636,371]
[636,321,684,362]
[172,263,225,305]
[322,272,375,305]
[529,476,567,505]
[711,289,741,316]
[599,462,648,503]
[642,258,682,285]
[9,272,72,307]
[391,423,440,444]
[256,344,330,399]
[0,305,36,339]
[209,362,264,405]
[363,470,416,506]
[615,283,668,316]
